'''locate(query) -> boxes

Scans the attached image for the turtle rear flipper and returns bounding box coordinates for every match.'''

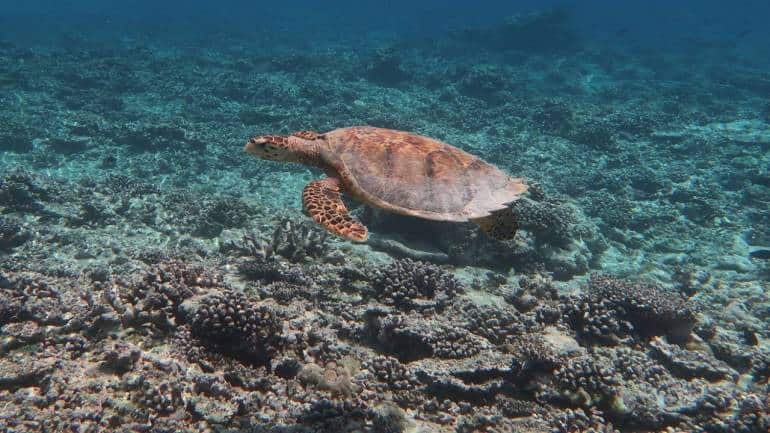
[303,177,368,242]
[472,207,518,241]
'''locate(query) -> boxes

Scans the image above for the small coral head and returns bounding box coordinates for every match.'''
[244,135,294,161]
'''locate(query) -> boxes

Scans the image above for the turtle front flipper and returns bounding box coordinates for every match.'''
[302,177,368,242]
[472,207,519,241]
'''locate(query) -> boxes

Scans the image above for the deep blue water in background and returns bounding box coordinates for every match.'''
[2,0,770,56]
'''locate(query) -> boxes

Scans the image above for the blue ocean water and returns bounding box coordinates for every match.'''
[1,1,769,432]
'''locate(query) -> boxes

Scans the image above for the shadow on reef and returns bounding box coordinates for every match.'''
[361,183,607,280]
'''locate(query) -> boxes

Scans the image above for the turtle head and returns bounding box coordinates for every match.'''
[245,132,322,165]
[244,135,295,162]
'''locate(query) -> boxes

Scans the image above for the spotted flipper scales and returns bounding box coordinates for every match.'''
[472,206,519,241]
[303,177,368,242]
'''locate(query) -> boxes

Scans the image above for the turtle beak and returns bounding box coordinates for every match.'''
[245,135,292,161]
[244,137,268,157]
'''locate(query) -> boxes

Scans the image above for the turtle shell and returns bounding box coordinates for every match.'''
[320,126,528,222]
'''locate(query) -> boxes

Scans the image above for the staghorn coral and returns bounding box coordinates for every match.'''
[269,218,330,262]
[230,232,313,288]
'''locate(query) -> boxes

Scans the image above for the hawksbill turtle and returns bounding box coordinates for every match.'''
[244,126,528,242]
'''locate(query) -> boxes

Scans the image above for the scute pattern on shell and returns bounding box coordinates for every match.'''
[322,126,527,221]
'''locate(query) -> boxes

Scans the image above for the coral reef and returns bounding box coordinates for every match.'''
[370,258,463,310]
[0,5,768,432]
[366,47,408,85]
[565,274,696,345]
[0,216,30,251]
[187,290,283,365]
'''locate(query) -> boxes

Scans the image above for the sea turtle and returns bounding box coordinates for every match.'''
[244,126,528,242]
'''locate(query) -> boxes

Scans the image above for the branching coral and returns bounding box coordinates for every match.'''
[371,258,463,311]
[566,274,696,344]
[0,171,49,212]
[189,290,282,365]
[108,261,219,331]
[365,310,486,362]
[454,300,527,345]
[365,355,419,392]
[231,230,313,286]
[550,408,619,433]
[116,123,206,153]
[552,357,621,407]
[0,217,30,251]
[192,196,252,238]
[590,275,696,341]
[564,295,635,345]
[233,218,329,263]
[508,334,562,381]
[126,375,184,415]
[509,196,576,247]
